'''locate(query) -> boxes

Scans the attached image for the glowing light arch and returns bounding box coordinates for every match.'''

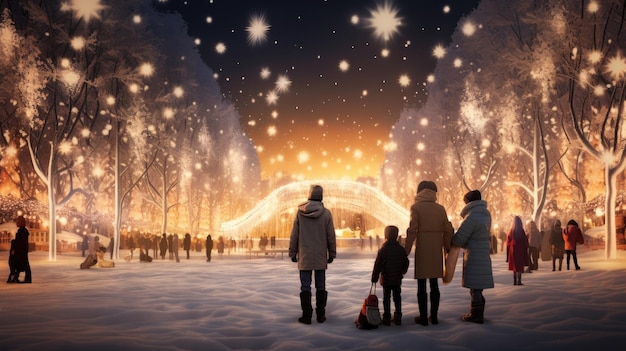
[220,180,409,237]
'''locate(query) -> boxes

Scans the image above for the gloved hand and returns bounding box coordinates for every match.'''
[327,257,334,264]
[291,256,297,263]
[371,278,377,284]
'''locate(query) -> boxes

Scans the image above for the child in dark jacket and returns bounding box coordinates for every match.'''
[7,239,20,283]
[372,226,410,326]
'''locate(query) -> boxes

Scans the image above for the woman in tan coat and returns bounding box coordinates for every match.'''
[404,181,454,326]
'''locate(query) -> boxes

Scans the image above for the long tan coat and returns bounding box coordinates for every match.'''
[404,189,454,279]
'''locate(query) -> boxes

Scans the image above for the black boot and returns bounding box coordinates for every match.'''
[429,292,440,325]
[315,290,328,323]
[414,292,428,326]
[393,312,402,325]
[299,291,312,324]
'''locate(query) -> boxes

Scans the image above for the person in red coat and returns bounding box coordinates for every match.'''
[563,219,584,270]
[506,216,529,286]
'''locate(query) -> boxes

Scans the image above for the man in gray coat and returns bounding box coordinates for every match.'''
[289,185,337,324]
[452,190,494,324]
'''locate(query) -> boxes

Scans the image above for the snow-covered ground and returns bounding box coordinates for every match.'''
[1,246,625,351]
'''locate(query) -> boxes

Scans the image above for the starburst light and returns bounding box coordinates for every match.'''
[260,67,271,79]
[266,90,278,105]
[339,60,350,72]
[275,75,291,93]
[605,52,626,81]
[246,14,270,46]
[70,0,106,23]
[367,1,402,42]
[398,74,410,87]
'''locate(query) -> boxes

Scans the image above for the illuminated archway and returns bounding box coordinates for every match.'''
[220,180,409,238]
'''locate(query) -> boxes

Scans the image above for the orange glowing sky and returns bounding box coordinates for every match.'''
[156,0,479,180]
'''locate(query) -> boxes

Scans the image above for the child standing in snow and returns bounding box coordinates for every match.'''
[371,226,410,326]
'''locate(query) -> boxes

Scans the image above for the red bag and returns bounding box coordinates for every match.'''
[355,283,381,329]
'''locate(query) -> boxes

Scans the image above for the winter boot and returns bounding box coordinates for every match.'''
[414,292,428,326]
[298,291,313,324]
[315,290,328,323]
[462,298,485,324]
[429,292,440,325]
[382,313,391,326]
[393,312,402,325]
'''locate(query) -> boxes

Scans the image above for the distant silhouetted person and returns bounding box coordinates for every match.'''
[184,233,191,259]
[507,216,529,286]
[159,233,167,260]
[205,234,214,262]
[549,220,565,271]
[12,216,31,283]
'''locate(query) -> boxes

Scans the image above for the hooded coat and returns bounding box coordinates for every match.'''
[289,200,337,270]
[506,218,529,272]
[404,189,454,279]
[452,200,494,289]
[563,223,584,250]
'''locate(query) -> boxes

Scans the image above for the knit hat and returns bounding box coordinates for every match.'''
[384,225,399,241]
[463,190,481,204]
[15,216,26,227]
[417,180,437,193]
[308,185,323,201]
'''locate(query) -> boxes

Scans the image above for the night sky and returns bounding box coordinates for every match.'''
[154,0,480,180]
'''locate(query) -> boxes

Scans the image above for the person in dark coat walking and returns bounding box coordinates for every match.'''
[205,234,214,262]
[372,225,409,326]
[452,190,494,324]
[81,234,89,257]
[549,220,565,271]
[13,216,32,283]
[404,180,454,326]
[183,233,192,259]
[289,185,337,325]
[507,216,529,285]
[108,237,115,260]
[159,233,168,260]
